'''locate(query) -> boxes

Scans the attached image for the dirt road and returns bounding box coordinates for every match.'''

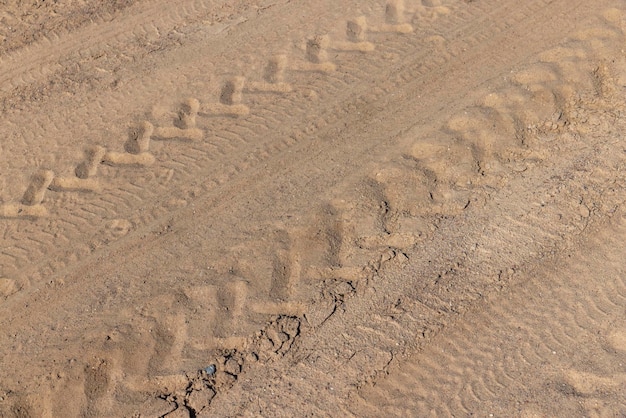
[1,0,625,416]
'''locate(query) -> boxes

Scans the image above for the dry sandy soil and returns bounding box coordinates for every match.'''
[1,0,626,416]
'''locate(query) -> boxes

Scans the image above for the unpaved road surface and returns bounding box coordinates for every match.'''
[1,0,626,416]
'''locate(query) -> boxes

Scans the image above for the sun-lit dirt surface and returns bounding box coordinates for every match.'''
[0,0,138,55]
[1,0,625,416]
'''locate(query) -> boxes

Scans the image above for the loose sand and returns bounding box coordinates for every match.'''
[0,0,625,416]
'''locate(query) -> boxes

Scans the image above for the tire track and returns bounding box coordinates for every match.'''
[0,0,529,289]
[354,213,626,417]
[0,0,280,94]
[199,5,626,415]
[1,1,621,415]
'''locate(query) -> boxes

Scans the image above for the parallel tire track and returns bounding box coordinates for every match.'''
[2,1,626,416]
[0,0,585,297]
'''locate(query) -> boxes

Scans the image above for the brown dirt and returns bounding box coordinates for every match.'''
[0,0,625,416]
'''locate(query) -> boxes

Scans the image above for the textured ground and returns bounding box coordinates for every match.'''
[0,0,625,416]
